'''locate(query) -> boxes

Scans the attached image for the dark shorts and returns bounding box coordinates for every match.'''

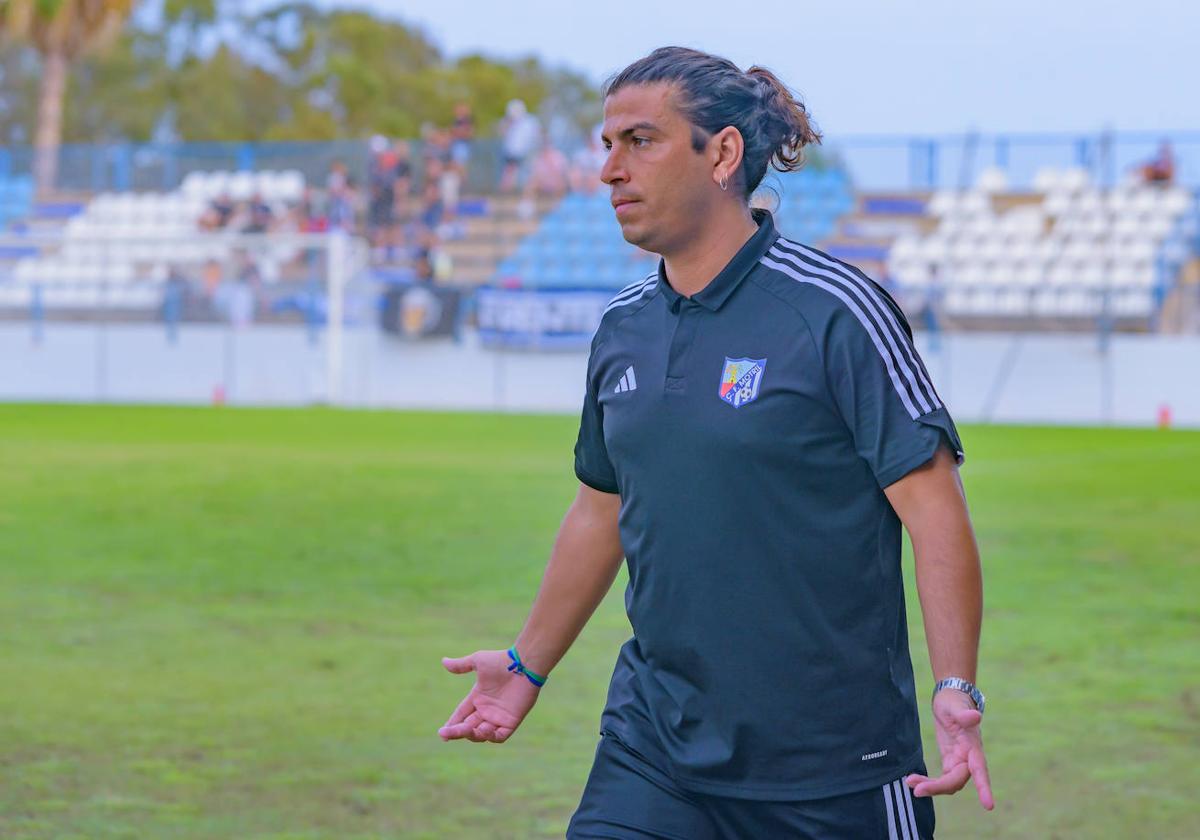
[568,733,935,839]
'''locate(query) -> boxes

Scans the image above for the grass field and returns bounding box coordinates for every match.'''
[0,404,1198,839]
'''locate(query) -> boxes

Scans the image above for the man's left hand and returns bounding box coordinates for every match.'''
[905,688,994,811]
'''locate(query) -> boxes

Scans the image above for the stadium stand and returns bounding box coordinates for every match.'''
[0,151,1195,333]
[493,167,855,289]
[0,170,307,311]
[884,167,1198,326]
[492,191,656,288]
[179,169,305,204]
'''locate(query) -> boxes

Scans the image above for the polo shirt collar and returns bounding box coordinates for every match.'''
[657,209,779,312]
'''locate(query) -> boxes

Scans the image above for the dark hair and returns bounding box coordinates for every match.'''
[604,46,822,198]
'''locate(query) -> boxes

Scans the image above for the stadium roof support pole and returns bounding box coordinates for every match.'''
[994,137,1009,171]
[114,145,131,192]
[326,231,347,406]
[237,144,256,172]
[1075,138,1090,172]
[1099,130,1115,188]
[908,139,937,190]
[91,145,104,192]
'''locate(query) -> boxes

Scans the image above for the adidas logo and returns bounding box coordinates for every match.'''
[614,365,637,394]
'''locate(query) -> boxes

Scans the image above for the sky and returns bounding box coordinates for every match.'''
[299,0,1196,137]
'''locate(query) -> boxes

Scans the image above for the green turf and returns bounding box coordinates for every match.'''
[0,404,1197,839]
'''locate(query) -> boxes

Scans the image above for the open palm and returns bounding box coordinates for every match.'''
[437,649,542,743]
[906,689,994,810]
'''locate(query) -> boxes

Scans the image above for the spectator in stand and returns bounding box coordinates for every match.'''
[498,99,541,194]
[419,178,445,231]
[213,250,260,327]
[392,140,414,225]
[244,193,275,234]
[199,192,235,231]
[327,159,348,192]
[450,101,475,175]
[570,125,608,194]
[369,135,401,258]
[422,123,453,170]
[298,186,329,233]
[326,161,357,231]
[201,258,221,297]
[1140,139,1176,185]
[526,140,571,200]
[422,124,461,225]
[413,249,435,285]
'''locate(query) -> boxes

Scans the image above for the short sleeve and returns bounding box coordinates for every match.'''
[573,338,619,494]
[822,301,964,489]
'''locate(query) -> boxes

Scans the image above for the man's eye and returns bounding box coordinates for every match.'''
[632,136,650,148]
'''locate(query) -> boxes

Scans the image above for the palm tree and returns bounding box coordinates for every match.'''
[0,0,134,196]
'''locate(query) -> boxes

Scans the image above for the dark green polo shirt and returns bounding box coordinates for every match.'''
[573,210,964,801]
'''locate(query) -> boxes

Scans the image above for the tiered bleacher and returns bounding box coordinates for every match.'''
[0,153,1195,329]
[493,168,856,289]
[886,167,1197,321]
[0,170,306,310]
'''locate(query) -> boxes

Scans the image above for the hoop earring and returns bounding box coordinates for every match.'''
[719,176,728,192]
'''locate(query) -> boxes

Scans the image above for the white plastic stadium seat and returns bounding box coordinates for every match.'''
[205,171,231,199]
[1014,262,1044,288]
[229,171,255,200]
[928,190,958,217]
[181,171,208,199]
[1001,206,1045,236]
[1032,168,1061,193]
[278,170,305,202]
[1059,167,1091,194]
[1047,262,1077,288]
[1062,236,1095,263]
[1162,188,1192,214]
[889,236,922,261]
[944,288,971,315]
[1105,188,1133,215]
[976,167,1008,193]
[0,284,32,307]
[1043,191,1073,217]
[959,190,991,218]
[1074,190,1103,215]
[1033,237,1064,263]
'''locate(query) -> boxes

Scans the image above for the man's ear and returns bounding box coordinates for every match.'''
[710,126,745,189]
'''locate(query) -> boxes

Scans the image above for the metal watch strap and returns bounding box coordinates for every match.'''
[932,677,986,714]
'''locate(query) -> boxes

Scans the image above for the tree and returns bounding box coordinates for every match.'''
[0,1,602,157]
[0,0,134,195]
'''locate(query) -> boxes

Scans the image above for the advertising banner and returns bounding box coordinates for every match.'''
[475,288,611,349]
[381,284,463,339]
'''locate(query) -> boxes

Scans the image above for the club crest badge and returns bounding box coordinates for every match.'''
[718,357,766,408]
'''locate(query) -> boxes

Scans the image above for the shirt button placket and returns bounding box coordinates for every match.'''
[664,299,697,395]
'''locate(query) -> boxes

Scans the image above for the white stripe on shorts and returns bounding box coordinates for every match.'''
[882,782,900,840]
[901,780,921,839]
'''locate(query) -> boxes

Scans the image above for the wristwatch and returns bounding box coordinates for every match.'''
[932,677,986,715]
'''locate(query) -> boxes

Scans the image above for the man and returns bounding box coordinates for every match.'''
[439,47,992,838]
[499,98,542,194]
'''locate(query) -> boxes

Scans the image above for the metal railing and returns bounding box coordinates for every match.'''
[3,131,1199,196]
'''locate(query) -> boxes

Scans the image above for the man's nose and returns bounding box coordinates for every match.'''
[600,148,625,186]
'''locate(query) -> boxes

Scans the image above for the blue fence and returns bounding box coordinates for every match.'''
[0,139,505,196]
[2,131,1199,195]
[835,131,1200,192]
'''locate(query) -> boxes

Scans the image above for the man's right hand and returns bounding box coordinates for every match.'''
[437,649,541,743]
